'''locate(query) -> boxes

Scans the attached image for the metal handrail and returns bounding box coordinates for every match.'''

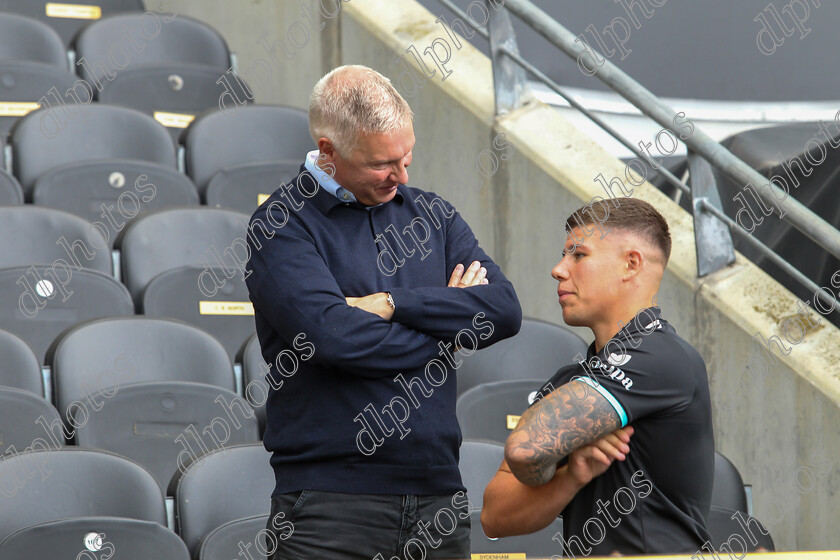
[430,0,840,316]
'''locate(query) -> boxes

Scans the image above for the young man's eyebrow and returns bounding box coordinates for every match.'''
[564,244,588,253]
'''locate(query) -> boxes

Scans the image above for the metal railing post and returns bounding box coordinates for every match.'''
[688,152,736,276]
[486,0,528,115]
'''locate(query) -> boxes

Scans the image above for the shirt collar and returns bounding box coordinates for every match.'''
[304,150,357,203]
[587,306,665,359]
[300,155,406,215]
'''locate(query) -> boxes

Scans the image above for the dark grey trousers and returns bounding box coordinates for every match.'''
[265,490,471,560]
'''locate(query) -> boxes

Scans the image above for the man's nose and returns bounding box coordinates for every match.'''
[551,259,568,280]
[391,163,409,185]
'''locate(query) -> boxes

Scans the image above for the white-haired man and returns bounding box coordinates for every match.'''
[245,65,522,559]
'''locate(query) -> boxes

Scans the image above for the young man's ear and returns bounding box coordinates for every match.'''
[624,249,644,279]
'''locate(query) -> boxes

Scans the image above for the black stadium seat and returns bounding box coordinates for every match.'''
[0,61,82,140]
[0,13,67,67]
[0,328,43,395]
[169,443,274,556]
[0,386,63,451]
[469,509,564,557]
[48,316,237,399]
[142,266,254,360]
[0,517,190,560]
[238,333,269,436]
[205,160,301,213]
[10,104,176,199]
[456,379,548,444]
[73,381,260,488]
[713,123,840,328]
[0,206,112,273]
[0,447,166,543]
[184,105,313,197]
[0,0,146,47]
[117,207,250,307]
[32,159,199,245]
[98,64,253,143]
[456,317,588,396]
[459,440,564,556]
[459,440,505,511]
[197,515,271,560]
[48,315,249,483]
[75,14,232,91]
[0,169,23,205]
[706,451,775,550]
[711,452,750,513]
[0,266,134,363]
[706,506,775,552]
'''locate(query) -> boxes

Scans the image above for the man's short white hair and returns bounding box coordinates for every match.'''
[309,65,413,158]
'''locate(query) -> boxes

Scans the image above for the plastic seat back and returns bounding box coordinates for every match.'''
[238,333,271,437]
[0,328,43,394]
[74,381,259,488]
[0,61,81,140]
[32,159,199,246]
[197,514,271,560]
[75,14,230,89]
[0,447,165,542]
[0,13,66,67]
[456,317,587,396]
[0,516,190,560]
[205,160,301,210]
[711,452,749,513]
[184,105,312,194]
[0,206,112,273]
[456,379,548,444]
[142,266,254,360]
[49,316,236,416]
[97,64,252,143]
[117,207,249,307]
[0,386,62,451]
[0,266,133,363]
[0,169,23,205]
[170,444,274,556]
[11,104,175,196]
[0,0,145,46]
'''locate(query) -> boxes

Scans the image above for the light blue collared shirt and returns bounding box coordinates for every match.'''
[304,150,357,203]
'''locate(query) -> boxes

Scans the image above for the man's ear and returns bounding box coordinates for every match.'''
[318,137,337,164]
[625,248,644,279]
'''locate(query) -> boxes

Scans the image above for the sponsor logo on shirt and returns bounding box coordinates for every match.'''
[585,356,635,390]
[641,318,662,331]
[607,352,632,366]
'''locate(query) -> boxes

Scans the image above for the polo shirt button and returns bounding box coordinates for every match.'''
[342,193,350,200]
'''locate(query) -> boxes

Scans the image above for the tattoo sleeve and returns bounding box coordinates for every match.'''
[504,379,621,486]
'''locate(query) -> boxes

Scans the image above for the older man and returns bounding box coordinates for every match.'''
[245,65,521,559]
[482,198,714,556]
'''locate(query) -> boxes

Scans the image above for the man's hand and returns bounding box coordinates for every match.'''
[346,293,394,320]
[567,426,634,488]
[448,261,488,288]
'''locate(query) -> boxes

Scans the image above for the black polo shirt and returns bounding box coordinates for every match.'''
[531,307,714,556]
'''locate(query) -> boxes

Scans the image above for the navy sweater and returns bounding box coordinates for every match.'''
[245,166,521,496]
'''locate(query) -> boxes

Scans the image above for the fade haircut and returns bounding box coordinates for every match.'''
[565,197,672,264]
[309,65,414,159]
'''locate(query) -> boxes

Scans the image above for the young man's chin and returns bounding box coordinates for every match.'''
[560,307,587,328]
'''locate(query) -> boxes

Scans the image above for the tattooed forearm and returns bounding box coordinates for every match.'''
[504,379,620,486]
